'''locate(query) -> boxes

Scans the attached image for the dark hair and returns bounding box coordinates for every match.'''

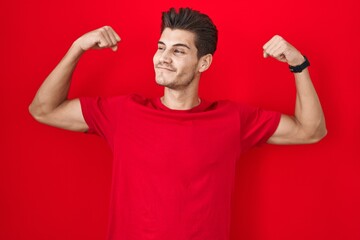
[161,7,218,58]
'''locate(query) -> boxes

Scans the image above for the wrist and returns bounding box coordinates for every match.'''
[64,41,85,63]
[289,55,310,73]
[289,55,305,66]
[73,38,87,52]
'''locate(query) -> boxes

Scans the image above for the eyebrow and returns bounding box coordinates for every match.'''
[158,41,191,49]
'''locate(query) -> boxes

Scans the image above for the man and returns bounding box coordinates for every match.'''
[29,7,326,240]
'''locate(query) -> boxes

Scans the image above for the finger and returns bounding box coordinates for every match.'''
[113,30,121,42]
[96,34,109,48]
[268,41,284,57]
[100,29,113,48]
[263,51,269,58]
[263,39,274,58]
[263,35,284,58]
[106,31,119,51]
[262,35,279,52]
[262,36,276,51]
[111,45,118,51]
[277,55,287,62]
[272,46,288,62]
[272,44,287,59]
[263,42,278,58]
[266,38,284,57]
[106,28,120,46]
[102,26,117,47]
[106,26,121,43]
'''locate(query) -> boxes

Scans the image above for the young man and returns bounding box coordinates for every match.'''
[29,7,326,240]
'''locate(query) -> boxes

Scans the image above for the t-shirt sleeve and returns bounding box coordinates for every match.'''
[79,95,126,147]
[238,103,281,153]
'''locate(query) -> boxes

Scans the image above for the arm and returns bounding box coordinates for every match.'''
[29,26,121,132]
[262,35,327,144]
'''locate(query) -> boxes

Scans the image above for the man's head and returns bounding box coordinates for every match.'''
[161,7,218,59]
[154,8,218,90]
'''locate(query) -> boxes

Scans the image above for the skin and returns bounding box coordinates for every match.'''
[153,28,212,110]
[262,35,327,144]
[29,26,327,144]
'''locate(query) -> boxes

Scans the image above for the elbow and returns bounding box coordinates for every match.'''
[28,103,39,121]
[310,127,327,143]
[28,102,36,118]
[314,116,328,142]
[28,102,46,123]
[305,122,328,144]
[28,103,35,117]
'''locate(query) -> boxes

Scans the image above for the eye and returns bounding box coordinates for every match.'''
[174,49,185,54]
[157,46,165,51]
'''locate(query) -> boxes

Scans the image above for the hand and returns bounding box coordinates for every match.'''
[74,26,121,52]
[263,35,305,66]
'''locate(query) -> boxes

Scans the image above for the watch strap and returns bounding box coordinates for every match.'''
[289,56,310,73]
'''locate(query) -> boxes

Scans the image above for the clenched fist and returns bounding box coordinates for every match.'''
[74,26,121,52]
[263,35,305,66]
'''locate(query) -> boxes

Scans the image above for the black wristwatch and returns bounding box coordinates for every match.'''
[289,56,310,73]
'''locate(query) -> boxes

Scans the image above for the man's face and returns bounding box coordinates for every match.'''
[153,28,201,90]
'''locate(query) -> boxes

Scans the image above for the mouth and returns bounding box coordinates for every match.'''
[156,66,176,72]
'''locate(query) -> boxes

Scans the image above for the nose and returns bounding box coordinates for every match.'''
[158,50,172,64]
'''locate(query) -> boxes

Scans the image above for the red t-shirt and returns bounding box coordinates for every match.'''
[80,94,281,240]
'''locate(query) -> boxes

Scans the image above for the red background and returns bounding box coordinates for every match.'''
[1,0,359,239]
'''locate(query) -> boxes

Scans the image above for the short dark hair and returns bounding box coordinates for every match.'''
[161,7,218,58]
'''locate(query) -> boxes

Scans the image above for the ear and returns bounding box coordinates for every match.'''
[198,54,213,73]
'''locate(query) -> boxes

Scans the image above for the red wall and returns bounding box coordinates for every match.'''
[1,0,359,239]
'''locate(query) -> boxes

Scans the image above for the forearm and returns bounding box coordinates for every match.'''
[293,68,327,140]
[29,41,84,117]
[263,35,327,144]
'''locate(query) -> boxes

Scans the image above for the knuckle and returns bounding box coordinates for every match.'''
[275,35,283,41]
[100,41,108,47]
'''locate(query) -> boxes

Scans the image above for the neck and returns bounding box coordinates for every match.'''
[162,86,200,110]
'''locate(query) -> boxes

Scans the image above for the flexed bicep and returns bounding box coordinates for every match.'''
[30,98,88,132]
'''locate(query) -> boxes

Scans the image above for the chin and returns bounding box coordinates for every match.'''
[156,81,172,88]
[155,79,176,89]
[155,75,172,87]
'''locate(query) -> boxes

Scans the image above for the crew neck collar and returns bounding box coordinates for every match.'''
[154,96,208,113]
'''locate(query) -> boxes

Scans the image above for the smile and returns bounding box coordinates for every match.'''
[156,66,176,72]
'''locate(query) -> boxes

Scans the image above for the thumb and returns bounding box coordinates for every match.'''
[111,45,118,51]
[263,51,269,58]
